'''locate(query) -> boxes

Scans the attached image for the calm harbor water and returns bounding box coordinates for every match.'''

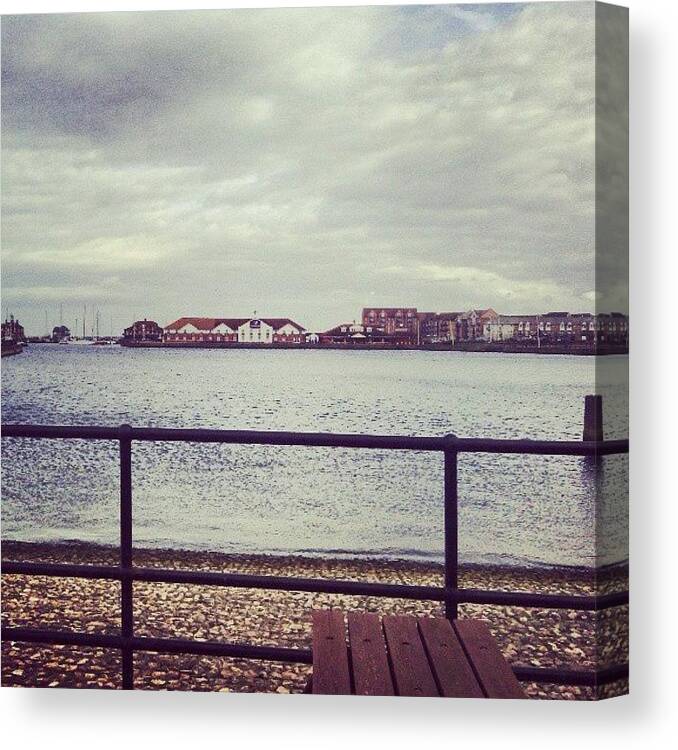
[1,344,628,569]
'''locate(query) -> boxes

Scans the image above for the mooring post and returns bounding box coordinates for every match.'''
[583,395,603,442]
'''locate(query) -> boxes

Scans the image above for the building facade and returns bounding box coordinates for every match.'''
[361,308,419,344]
[163,317,306,344]
[483,312,628,346]
[1,316,26,343]
[319,322,378,344]
[454,309,499,341]
[594,313,629,345]
[122,319,163,342]
[416,312,464,343]
[51,325,71,343]
[484,315,539,342]
[164,317,240,343]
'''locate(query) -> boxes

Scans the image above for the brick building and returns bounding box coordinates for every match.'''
[417,312,464,343]
[122,319,163,342]
[1,315,26,343]
[595,313,629,345]
[484,312,628,346]
[361,308,418,343]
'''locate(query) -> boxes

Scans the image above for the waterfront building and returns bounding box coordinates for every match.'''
[319,322,371,344]
[164,317,241,343]
[417,312,464,344]
[483,312,628,347]
[595,312,629,346]
[122,319,163,342]
[539,312,600,345]
[566,313,597,344]
[1,315,26,343]
[236,318,306,344]
[361,307,418,342]
[51,325,71,343]
[484,315,539,342]
[163,317,306,344]
[415,312,437,343]
[455,309,499,341]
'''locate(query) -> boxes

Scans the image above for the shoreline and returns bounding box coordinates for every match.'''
[120,341,628,356]
[2,540,628,698]
[1,539,629,588]
[22,341,629,356]
[1,342,24,357]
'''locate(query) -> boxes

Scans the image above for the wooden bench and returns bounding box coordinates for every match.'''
[311,610,526,699]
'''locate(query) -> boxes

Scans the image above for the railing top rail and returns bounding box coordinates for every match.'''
[0,423,629,456]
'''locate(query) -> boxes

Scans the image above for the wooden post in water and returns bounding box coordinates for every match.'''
[583,394,603,442]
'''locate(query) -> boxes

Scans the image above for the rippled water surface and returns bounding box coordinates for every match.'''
[1,345,628,568]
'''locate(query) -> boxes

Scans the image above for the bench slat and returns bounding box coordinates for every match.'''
[382,615,439,697]
[312,610,351,695]
[347,612,394,696]
[418,617,484,698]
[454,619,526,699]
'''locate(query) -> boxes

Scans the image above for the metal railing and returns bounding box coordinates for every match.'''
[1,423,629,691]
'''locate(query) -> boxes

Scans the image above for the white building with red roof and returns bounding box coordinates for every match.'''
[163,317,306,345]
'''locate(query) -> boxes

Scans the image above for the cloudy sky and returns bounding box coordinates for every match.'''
[1,2,627,335]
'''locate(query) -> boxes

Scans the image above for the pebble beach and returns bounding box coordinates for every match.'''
[1,541,628,700]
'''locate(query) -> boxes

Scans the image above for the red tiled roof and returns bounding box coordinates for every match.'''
[164,317,248,331]
[260,318,306,331]
[164,317,305,332]
[321,322,356,336]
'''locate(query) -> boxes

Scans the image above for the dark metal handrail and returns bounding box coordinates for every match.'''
[0,422,629,692]
[1,422,628,455]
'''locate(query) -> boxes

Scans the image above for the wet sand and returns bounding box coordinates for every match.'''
[1,541,628,699]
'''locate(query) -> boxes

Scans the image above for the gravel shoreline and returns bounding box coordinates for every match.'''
[1,541,628,700]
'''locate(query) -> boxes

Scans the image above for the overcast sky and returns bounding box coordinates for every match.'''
[1,2,627,335]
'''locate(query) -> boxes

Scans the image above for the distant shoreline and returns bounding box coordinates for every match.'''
[114,340,628,356]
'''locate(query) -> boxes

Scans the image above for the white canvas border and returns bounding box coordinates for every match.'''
[0,1,674,748]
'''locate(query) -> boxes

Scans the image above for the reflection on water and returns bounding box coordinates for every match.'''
[1,345,628,569]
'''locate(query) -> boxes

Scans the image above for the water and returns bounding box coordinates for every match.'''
[1,344,628,569]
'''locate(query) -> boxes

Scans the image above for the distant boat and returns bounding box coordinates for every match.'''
[60,338,94,345]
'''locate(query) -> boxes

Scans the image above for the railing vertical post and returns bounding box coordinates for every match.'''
[583,394,603,442]
[119,424,134,690]
[444,435,458,621]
